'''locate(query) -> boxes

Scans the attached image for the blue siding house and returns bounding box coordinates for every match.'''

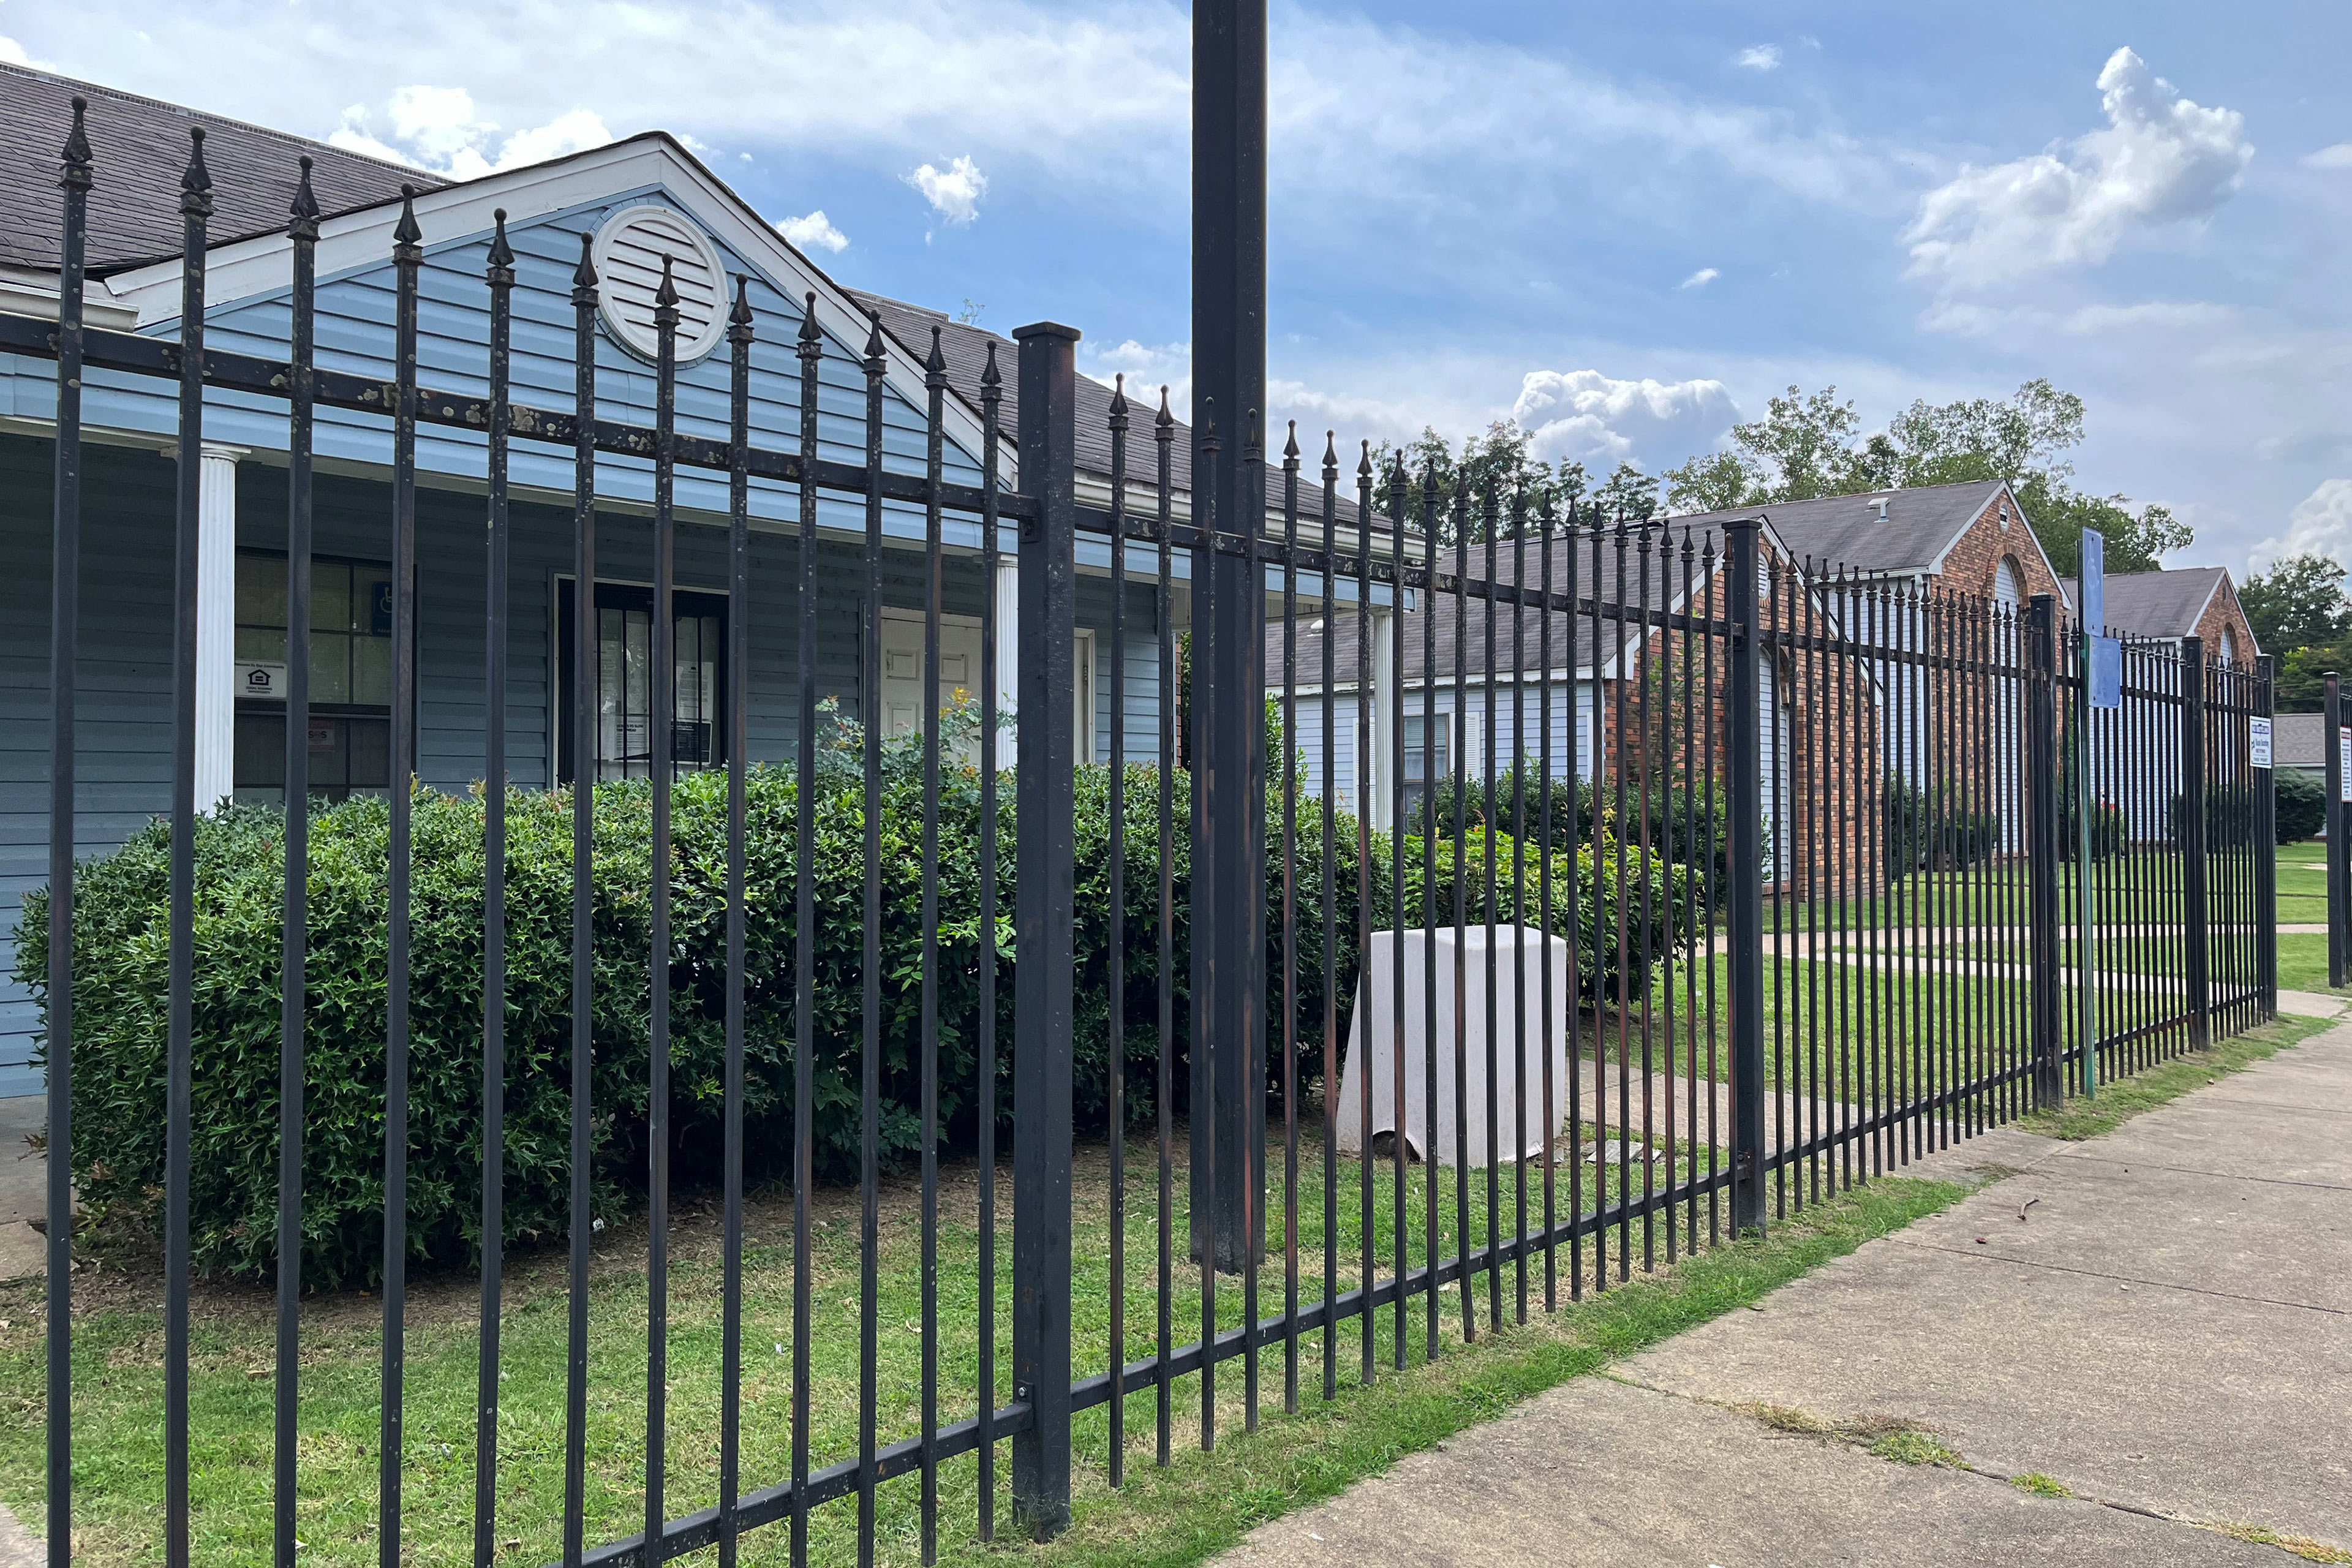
[1,67,1420,1093]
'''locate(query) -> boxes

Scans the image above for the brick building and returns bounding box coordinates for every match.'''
[2060,565,2260,667]
[1276,517,1888,898]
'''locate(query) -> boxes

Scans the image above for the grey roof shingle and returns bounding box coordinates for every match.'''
[2,62,447,273]
[1672,479,2010,577]
[2274,712,2324,769]
[851,290,1388,532]
[1273,522,1732,690]
[2058,566,2228,642]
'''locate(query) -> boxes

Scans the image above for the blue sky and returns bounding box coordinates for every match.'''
[6,0,2348,575]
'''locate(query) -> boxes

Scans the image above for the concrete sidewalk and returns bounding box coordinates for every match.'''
[1220,1020,2352,1567]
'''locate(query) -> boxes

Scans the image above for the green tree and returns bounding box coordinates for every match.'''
[1593,459,1660,520]
[2245,554,2352,712]
[1660,449,1760,514]
[2241,552,2349,654]
[1371,419,1589,543]
[1663,378,2190,573]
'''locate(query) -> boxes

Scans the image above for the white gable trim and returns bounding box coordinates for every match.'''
[97,132,1012,488]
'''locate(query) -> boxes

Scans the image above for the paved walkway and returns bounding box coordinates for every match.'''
[1221,1018,2352,1567]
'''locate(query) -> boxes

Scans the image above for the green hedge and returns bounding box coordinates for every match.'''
[18,715,1689,1288]
[2274,767,2323,845]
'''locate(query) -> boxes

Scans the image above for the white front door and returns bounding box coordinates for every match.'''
[880,610,984,759]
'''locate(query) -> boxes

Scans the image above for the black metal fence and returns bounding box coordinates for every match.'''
[18,107,2277,1567]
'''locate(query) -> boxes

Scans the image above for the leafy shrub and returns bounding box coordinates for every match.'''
[19,706,1691,1287]
[1883,778,2002,878]
[2059,795,2126,862]
[2273,766,2324,845]
[2168,784,2268,850]
[1415,763,1730,888]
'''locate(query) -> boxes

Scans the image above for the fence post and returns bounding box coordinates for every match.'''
[2258,654,2278,1019]
[2327,673,2343,990]
[1723,518,1765,1234]
[2180,635,2210,1049]
[2025,595,2062,1110]
[1011,320,1079,1540]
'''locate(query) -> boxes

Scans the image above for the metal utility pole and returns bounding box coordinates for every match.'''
[1193,0,1267,1273]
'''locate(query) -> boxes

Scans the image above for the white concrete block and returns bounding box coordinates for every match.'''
[1335,925,1574,1169]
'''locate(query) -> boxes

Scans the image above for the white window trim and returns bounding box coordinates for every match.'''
[1074,627,1098,766]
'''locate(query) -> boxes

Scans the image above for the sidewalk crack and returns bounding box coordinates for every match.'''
[1892,1238,2347,1316]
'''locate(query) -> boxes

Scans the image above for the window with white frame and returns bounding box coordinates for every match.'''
[232,550,397,806]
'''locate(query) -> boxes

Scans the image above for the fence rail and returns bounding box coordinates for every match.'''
[15,103,2277,1568]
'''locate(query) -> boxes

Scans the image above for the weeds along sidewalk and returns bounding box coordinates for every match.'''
[1215,1011,2346,1568]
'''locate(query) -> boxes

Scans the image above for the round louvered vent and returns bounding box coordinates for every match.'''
[591,204,728,364]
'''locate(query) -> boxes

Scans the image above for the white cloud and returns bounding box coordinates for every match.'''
[1082,338,1189,420]
[1679,267,1720,289]
[0,32,43,67]
[2304,143,2352,171]
[1903,47,2250,287]
[1735,45,1781,72]
[329,86,611,179]
[2250,479,2352,570]
[775,209,849,253]
[905,154,988,225]
[1510,369,1738,467]
[497,109,612,168]
[2059,300,2235,334]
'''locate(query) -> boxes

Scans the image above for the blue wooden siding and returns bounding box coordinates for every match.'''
[0,187,988,547]
[0,436,179,1098]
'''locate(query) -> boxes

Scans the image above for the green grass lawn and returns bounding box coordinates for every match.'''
[8,863,2312,1567]
[0,1112,1763,1567]
[2276,840,2328,926]
[2273,931,2351,993]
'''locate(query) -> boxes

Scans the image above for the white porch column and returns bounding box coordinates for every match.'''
[993,551,1020,732]
[1370,608,1396,832]
[192,442,244,811]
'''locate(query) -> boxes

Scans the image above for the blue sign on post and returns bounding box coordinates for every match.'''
[2080,529,2103,633]
[2081,529,2121,709]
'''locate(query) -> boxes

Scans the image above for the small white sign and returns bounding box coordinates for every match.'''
[236,661,287,701]
[2249,715,2272,769]
[2340,728,2351,802]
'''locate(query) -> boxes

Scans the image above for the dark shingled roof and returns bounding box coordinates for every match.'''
[1,62,448,273]
[1274,522,1734,690]
[1672,478,2011,578]
[2059,566,2230,643]
[852,290,1385,530]
[2274,712,2324,770]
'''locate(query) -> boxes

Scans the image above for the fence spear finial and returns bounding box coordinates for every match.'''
[289,154,320,242]
[1281,419,1299,464]
[1155,384,1173,434]
[654,252,679,311]
[798,290,823,360]
[180,126,213,218]
[486,207,514,284]
[926,323,948,388]
[1109,371,1129,423]
[1358,437,1374,481]
[862,306,886,368]
[61,94,91,193]
[728,274,755,345]
[394,184,425,263]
